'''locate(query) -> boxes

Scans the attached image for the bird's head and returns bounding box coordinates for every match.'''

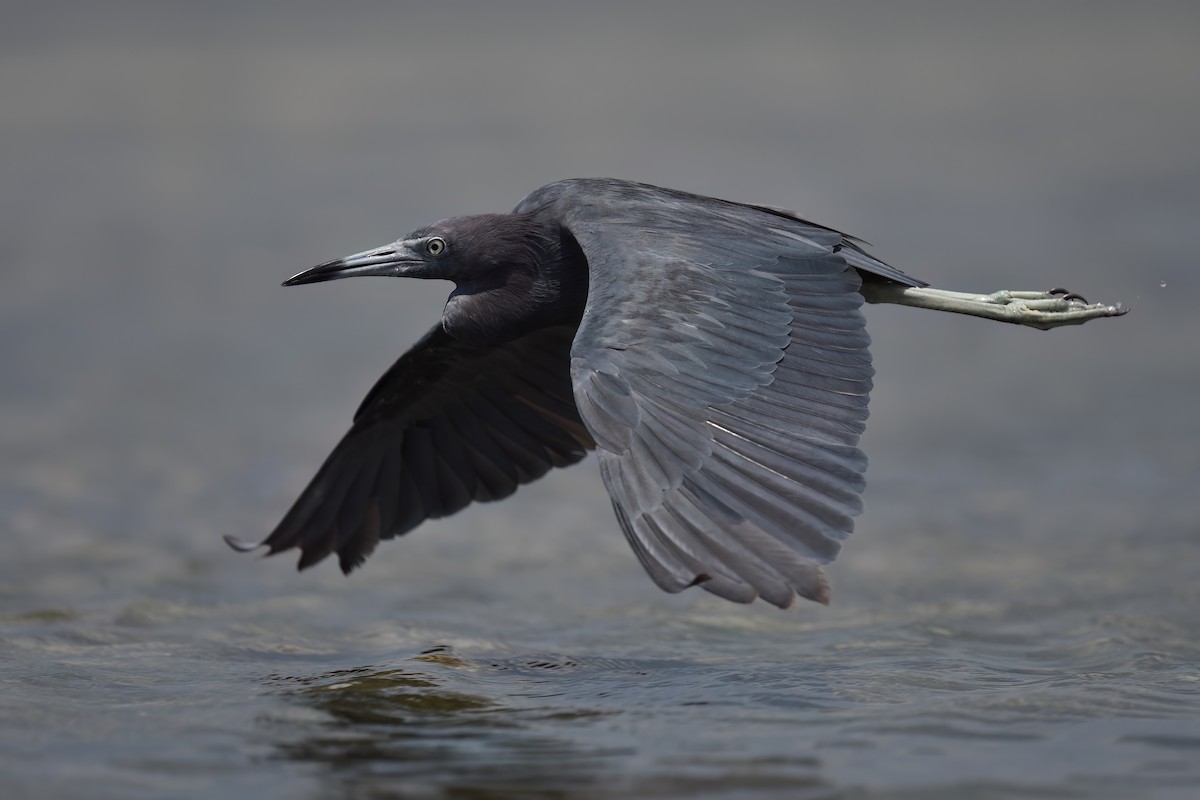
[284,213,585,345]
[284,214,534,286]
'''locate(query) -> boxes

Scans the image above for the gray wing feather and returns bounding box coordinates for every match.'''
[522,179,889,607]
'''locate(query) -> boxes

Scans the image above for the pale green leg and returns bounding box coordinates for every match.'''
[862,284,1128,330]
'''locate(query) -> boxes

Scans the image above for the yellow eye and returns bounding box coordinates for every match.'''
[426,237,446,256]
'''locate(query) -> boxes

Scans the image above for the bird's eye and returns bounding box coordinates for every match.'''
[425,237,446,256]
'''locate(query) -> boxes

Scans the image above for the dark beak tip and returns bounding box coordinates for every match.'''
[282,259,344,287]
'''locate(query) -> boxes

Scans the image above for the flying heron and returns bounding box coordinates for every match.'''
[227,178,1127,608]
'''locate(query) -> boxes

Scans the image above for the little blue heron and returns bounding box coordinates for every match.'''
[227,178,1127,608]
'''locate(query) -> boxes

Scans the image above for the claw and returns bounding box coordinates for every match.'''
[1061,292,1088,303]
[1048,287,1070,295]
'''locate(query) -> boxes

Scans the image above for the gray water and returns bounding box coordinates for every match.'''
[3,4,1199,798]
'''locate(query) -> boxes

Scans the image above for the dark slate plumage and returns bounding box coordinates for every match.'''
[244,323,593,574]
[230,178,929,608]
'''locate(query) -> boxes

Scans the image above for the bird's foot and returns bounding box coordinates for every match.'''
[866,284,1129,330]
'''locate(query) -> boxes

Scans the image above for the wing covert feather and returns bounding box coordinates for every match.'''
[527,180,882,607]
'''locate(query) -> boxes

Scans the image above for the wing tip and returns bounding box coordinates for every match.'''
[223,534,264,553]
[296,546,333,572]
[798,566,832,607]
[337,547,374,575]
[767,568,832,609]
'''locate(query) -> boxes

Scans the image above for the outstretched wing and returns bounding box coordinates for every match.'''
[233,323,593,573]
[518,179,921,607]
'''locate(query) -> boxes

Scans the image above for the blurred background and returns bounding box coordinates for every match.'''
[2,3,1198,799]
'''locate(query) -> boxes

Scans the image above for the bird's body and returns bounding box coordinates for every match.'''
[228,178,1126,608]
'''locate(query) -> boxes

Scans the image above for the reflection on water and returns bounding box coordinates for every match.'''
[251,613,1200,799]
[270,658,633,799]
[275,664,495,723]
[268,652,835,799]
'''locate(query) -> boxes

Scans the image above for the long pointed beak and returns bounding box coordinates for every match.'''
[283,243,427,286]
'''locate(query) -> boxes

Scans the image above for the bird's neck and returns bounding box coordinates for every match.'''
[442,218,588,347]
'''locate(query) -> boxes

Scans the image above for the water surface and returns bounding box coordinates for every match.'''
[2,4,1198,798]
